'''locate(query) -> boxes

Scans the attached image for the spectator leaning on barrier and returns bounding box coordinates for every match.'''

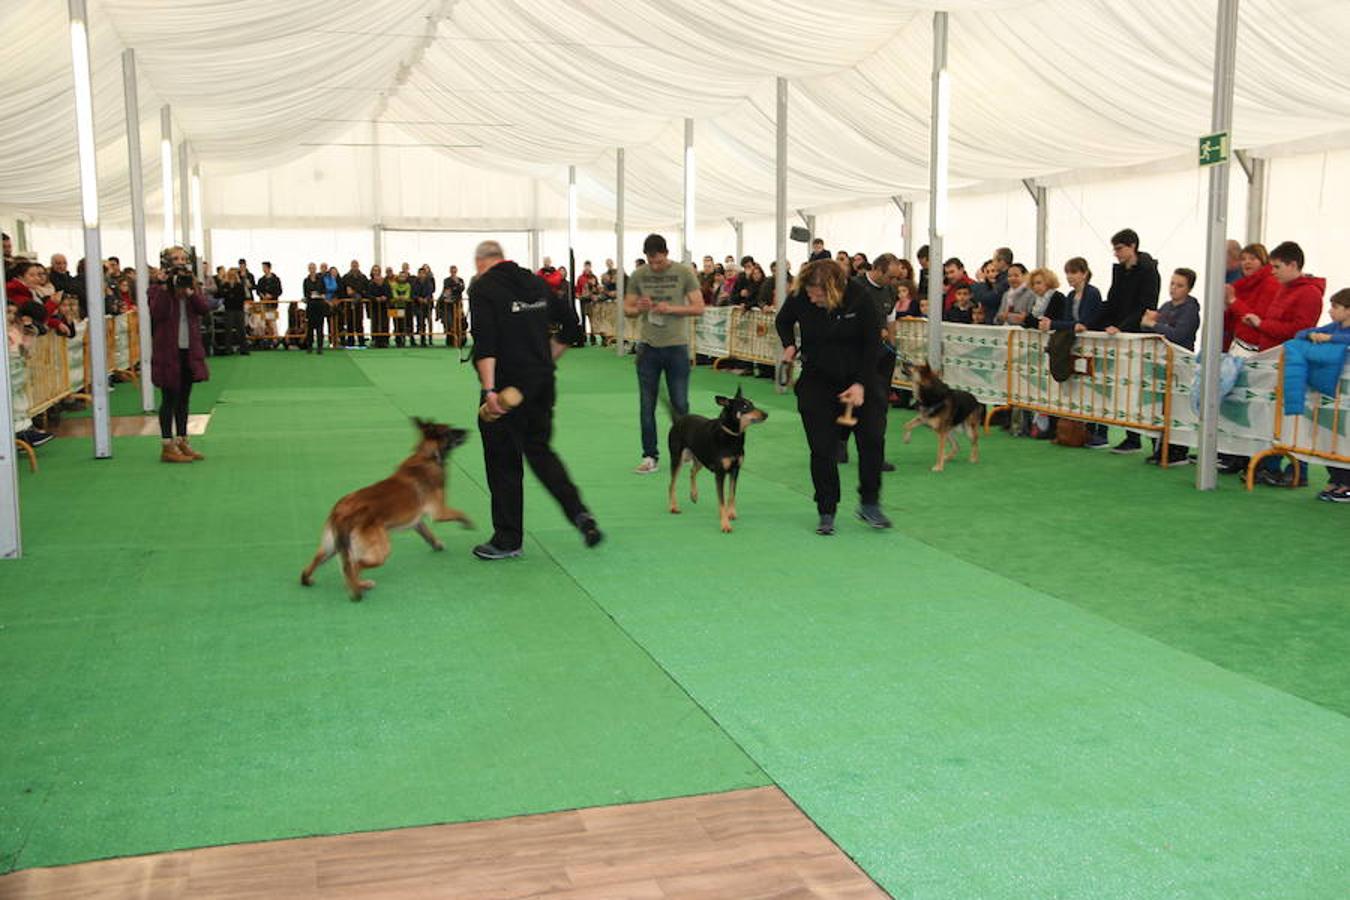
[971,259,1005,323]
[1282,289,1350,503]
[944,282,978,324]
[1140,268,1201,466]
[995,263,1034,326]
[941,258,973,313]
[1223,243,1276,350]
[1050,257,1107,451]
[1102,227,1161,453]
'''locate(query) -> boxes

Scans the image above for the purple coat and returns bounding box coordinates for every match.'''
[149,283,211,387]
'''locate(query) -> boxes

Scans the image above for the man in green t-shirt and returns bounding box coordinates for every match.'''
[623,233,705,474]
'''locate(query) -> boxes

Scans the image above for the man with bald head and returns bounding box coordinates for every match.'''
[469,239,602,560]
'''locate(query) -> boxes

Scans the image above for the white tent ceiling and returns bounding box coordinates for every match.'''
[3,0,1350,229]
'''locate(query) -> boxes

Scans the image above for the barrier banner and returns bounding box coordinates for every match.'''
[67,321,86,393]
[694,306,732,358]
[1166,347,1281,457]
[941,324,1010,406]
[9,341,31,433]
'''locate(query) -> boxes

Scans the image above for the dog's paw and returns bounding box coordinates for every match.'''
[720,521,733,533]
[931,465,943,472]
[460,518,474,530]
[689,492,698,503]
[431,542,445,552]
[669,505,681,515]
[359,579,376,590]
[300,573,312,587]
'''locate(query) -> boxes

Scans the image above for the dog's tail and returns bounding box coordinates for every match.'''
[300,520,347,586]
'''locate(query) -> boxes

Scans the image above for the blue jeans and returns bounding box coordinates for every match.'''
[636,343,690,459]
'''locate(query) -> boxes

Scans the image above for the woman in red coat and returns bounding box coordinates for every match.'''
[149,257,210,463]
[1223,243,1279,351]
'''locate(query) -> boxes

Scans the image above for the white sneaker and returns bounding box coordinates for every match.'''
[634,456,658,474]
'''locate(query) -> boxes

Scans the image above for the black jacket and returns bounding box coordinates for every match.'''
[302,274,326,304]
[341,270,369,299]
[1104,252,1161,333]
[1023,291,1068,330]
[775,280,882,390]
[256,273,282,299]
[442,275,465,301]
[470,260,580,388]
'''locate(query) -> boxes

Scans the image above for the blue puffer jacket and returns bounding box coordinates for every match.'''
[1282,322,1350,415]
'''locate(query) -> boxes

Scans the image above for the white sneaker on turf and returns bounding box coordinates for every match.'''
[634,456,658,474]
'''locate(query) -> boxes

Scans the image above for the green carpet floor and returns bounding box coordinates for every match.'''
[3,347,1346,897]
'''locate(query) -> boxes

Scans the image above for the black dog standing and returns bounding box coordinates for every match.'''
[666,387,767,532]
[776,259,892,535]
[469,240,603,560]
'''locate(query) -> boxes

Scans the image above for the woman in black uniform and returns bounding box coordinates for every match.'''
[776,259,892,535]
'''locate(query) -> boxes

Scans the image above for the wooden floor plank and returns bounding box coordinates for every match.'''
[0,788,885,900]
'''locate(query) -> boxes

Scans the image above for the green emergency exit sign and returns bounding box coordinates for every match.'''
[1199,132,1229,167]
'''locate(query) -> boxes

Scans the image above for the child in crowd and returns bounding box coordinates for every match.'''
[995,263,1035,325]
[944,283,977,323]
[1284,288,1350,502]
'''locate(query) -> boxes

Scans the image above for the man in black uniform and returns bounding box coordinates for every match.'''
[470,240,603,560]
[440,265,466,347]
[851,252,903,471]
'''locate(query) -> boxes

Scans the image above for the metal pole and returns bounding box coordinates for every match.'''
[567,164,578,326]
[372,224,383,267]
[615,147,626,356]
[178,142,190,250]
[682,118,695,264]
[1246,155,1266,246]
[774,77,788,308]
[160,105,174,248]
[1023,179,1048,269]
[1197,0,1240,491]
[891,197,915,261]
[926,12,949,367]
[727,218,743,262]
[806,214,816,245]
[0,268,20,558]
[72,0,110,458]
[122,49,154,412]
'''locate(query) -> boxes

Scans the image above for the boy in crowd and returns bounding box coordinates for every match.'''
[1282,288,1350,501]
[1141,268,1201,465]
[1103,228,1161,452]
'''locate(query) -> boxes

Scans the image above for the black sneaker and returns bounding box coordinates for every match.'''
[1326,487,1350,504]
[575,513,604,548]
[881,460,896,472]
[1144,449,1162,465]
[472,542,522,560]
[1256,468,1303,488]
[855,504,893,529]
[1167,449,1192,466]
[1110,437,1142,454]
[816,514,835,536]
[20,429,55,447]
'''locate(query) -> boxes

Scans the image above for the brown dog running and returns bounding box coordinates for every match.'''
[301,418,473,600]
[900,361,984,472]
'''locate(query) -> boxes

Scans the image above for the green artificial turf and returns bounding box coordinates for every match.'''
[3,346,1347,897]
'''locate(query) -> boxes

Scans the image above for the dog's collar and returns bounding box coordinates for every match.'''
[720,423,740,437]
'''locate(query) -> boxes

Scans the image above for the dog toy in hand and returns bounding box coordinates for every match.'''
[836,403,857,427]
[479,386,523,422]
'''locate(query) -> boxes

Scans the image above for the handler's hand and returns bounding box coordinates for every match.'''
[1242,313,1261,328]
[482,390,505,418]
[837,383,864,407]
[636,295,653,311]
[653,301,671,315]
[781,345,797,364]
[1309,332,1330,343]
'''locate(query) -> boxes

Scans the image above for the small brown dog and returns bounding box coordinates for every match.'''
[301,418,472,600]
[900,361,984,472]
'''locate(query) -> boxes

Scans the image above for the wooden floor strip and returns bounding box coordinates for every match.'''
[0,787,886,899]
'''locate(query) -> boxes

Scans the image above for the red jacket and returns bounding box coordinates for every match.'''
[538,267,565,295]
[1223,264,1279,349]
[1231,273,1324,351]
[943,276,973,312]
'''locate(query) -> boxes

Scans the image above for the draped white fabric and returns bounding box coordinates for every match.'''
[2,0,1349,229]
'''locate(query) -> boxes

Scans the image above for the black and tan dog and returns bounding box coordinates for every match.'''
[900,361,984,472]
[667,387,767,532]
[301,418,472,600]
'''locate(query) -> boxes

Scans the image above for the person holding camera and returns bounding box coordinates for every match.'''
[301,262,328,354]
[149,247,210,463]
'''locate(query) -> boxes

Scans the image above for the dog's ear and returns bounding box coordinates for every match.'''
[734,386,744,399]
[715,395,730,407]
[411,416,427,431]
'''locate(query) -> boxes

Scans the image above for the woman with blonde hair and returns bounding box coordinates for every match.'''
[776,259,891,535]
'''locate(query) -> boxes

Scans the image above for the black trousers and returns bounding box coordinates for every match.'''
[305,302,328,351]
[223,308,248,354]
[158,349,194,439]
[342,300,364,345]
[411,302,431,345]
[478,376,588,551]
[370,301,390,347]
[797,372,885,515]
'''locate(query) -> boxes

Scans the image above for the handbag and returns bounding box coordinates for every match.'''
[1054,418,1089,447]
